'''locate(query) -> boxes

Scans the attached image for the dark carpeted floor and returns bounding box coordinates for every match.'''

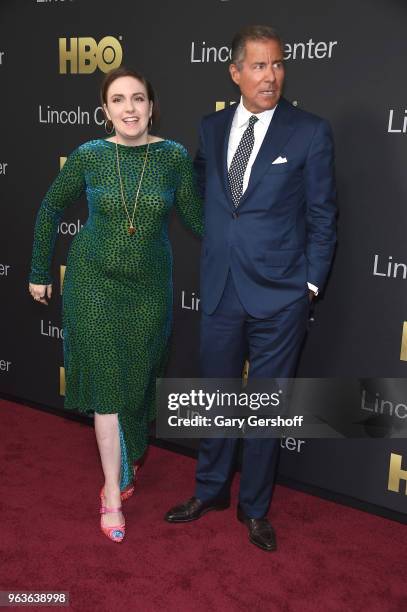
[1,399,406,612]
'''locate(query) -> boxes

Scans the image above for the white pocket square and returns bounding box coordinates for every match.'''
[272,156,288,164]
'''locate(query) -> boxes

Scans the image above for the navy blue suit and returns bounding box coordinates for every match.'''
[194,98,336,517]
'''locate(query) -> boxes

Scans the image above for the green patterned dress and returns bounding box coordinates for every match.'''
[30,139,203,489]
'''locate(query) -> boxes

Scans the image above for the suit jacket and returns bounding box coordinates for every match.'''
[194,97,337,318]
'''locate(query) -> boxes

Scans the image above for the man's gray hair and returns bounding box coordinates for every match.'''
[231,25,283,69]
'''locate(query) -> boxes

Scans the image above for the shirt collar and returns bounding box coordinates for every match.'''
[235,96,277,128]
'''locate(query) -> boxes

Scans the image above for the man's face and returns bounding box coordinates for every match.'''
[229,39,285,113]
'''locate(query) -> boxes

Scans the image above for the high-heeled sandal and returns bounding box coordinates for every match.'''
[120,463,140,501]
[99,489,125,543]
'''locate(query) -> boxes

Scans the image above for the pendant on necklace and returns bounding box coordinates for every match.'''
[128,225,136,236]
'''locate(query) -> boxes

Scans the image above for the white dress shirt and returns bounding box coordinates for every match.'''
[227,98,276,195]
[227,98,318,295]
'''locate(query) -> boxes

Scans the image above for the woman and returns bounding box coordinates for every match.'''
[29,66,203,543]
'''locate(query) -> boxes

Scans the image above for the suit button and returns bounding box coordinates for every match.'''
[232,211,239,219]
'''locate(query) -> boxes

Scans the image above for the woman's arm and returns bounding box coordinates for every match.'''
[174,144,204,238]
[29,146,85,285]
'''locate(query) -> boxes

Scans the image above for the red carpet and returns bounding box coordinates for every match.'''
[1,399,406,612]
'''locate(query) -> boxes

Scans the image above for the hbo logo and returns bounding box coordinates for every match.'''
[59,36,123,74]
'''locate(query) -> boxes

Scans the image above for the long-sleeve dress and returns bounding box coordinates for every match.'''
[30,139,203,490]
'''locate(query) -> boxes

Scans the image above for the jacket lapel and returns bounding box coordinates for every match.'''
[238,98,295,208]
[214,104,237,207]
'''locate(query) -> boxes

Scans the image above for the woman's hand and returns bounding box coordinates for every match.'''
[29,283,52,305]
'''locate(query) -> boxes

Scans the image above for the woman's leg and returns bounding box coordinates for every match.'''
[94,413,124,528]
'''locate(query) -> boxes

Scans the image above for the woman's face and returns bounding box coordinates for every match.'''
[104,76,153,145]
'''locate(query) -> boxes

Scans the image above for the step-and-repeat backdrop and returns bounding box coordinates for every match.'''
[1,0,406,517]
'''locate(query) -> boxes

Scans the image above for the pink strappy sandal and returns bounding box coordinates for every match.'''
[99,489,125,543]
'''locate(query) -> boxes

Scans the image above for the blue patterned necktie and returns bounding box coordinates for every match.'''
[228,115,259,207]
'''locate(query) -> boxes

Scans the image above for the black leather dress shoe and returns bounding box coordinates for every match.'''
[237,506,277,551]
[165,496,230,523]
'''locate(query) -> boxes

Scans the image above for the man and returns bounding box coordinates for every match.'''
[165,25,336,551]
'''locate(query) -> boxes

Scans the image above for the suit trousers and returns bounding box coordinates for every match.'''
[195,271,309,518]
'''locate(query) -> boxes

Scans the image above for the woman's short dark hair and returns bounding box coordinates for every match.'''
[231,25,283,69]
[100,66,160,131]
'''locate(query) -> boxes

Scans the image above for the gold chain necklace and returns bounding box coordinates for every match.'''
[115,139,150,235]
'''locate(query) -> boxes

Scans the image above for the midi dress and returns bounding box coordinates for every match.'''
[30,139,203,490]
